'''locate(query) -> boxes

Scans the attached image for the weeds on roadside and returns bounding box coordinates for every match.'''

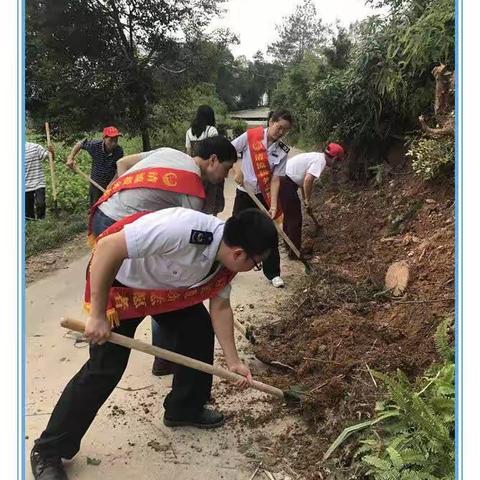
[354,318,454,480]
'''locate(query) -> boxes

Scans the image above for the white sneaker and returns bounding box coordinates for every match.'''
[271,276,285,288]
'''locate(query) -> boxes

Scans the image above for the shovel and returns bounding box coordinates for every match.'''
[61,318,303,403]
[74,165,106,193]
[306,206,322,232]
[243,186,313,274]
[44,122,59,214]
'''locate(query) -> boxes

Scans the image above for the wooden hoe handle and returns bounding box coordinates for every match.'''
[44,122,57,201]
[61,318,284,399]
[74,166,106,193]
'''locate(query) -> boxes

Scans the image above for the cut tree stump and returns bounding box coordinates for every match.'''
[385,261,410,296]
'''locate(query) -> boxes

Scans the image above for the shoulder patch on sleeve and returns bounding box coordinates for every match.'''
[278,141,290,154]
[190,230,213,245]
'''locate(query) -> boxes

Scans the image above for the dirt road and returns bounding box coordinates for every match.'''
[25,174,304,480]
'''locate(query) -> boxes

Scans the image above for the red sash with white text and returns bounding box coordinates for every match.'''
[87,167,206,245]
[246,127,282,219]
[84,211,236,326]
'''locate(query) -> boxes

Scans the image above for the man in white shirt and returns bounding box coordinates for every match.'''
[279,143,344,256]
[31,207,278,480]
[25,141,55,220]
[90,136,237,377]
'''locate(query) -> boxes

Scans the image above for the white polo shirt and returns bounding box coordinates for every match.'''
[231,129,289,194]
[99,148,204,220]
[116,207,231,299]
[286,152,326,186]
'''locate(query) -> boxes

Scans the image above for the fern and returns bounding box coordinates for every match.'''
[354,333,454,480]
[363,455,393,471]
[434,318,454,362]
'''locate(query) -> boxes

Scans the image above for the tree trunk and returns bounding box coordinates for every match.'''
[136,82,151,151]
[141,127,151,151]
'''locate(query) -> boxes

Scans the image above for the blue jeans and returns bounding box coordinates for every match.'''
[91,208,116,236]
[91,208,171,353]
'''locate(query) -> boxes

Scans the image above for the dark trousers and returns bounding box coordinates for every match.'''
[279,176,302,252]
[34,303,214,459]
[89,183,104,207]
[232,189,281,280]
[91,208,174,355]
[203,180,225,216]
[25,188,46,220]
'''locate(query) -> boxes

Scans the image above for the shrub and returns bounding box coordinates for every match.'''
[356,318,454,480]
[216,118,248,139]
[407,136,454,180]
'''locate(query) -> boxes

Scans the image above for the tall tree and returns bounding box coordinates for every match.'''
[267,0,329,65]
[26,0,225,149]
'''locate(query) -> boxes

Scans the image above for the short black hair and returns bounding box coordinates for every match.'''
[223,209,278,257]
[195,135,237,164]
[269,109,294,125]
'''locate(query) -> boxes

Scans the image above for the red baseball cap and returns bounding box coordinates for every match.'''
[325,142,344,159]
[102,126,122,138]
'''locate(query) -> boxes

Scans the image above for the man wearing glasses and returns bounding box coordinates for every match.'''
[31,207,277,480]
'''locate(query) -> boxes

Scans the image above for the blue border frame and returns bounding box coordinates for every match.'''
[17,1,462,479]
[454,0,462,479]
[19,0,25,479]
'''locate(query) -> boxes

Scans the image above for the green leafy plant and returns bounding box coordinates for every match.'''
[355,318,454,479]
[407,136,454,180]
[25,131,146,255]
[270,0,454,179]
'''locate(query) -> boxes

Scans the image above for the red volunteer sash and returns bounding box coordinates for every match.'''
[87,166,206,245]
[246,127,282,219]
[84,212,236,326]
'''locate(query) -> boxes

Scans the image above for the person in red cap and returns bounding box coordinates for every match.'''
[67,126,124,206]
[279,142,344,257]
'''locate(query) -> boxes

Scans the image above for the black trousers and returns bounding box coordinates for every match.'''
[232,189,281,280]
[34,303,214,459]
[279,176,302,252]
[89,183,104,207]
[25,188,46,220]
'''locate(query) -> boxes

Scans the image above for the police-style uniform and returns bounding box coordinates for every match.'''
[231,128,289,280]
[35,209,232,460]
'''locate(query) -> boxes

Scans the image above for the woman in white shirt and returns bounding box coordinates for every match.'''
[186,106,224,216]
[231,110,293,288]
[279,143,344,257]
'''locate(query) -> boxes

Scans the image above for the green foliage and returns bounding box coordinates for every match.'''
[27,130,144,214]
[26,0,228,149]
[25,214,87,258]
[27,0,278,148]
[270,0,454,179]
[25,131,144,256]
[268,0,329,65]
[407,136,454,180]
[271,52,327,145]
[434,318,454,363]
[216,119,248,139]
[392,0,455,74]
[150,82,234,149]
[354,319,454,479]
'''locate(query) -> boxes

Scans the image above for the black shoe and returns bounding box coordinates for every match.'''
[152,357,174,376]
[163,407,225,429]
[31,448,68,480]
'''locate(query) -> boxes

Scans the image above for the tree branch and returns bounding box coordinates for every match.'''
[158,64,186,74]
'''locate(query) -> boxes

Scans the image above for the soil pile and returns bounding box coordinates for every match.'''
[250,168,454,478]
